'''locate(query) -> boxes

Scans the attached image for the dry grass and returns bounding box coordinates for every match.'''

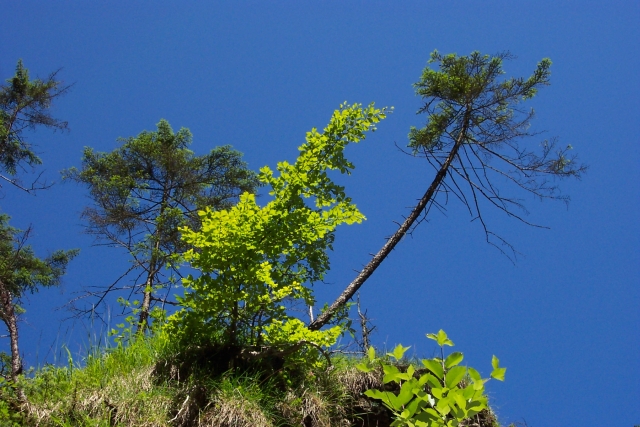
[199,391,272,427]
[24,365,173,426]
[335,364,382,398]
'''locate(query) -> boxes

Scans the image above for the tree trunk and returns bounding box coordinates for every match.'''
[136,263,156,334]
[309,116,470,331]
[136,183,170,334]
[0,280,26,401]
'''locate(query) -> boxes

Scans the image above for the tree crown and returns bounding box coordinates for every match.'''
[0,214,78,300]
[63,119,260,320]
[0,60,69,191]
[165,103,389,358]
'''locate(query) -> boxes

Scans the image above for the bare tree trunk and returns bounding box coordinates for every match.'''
[136,263,156,334]
[0,280,26,402]
[136,237,162,334]
[136,228,162,333]
[309,118,469,331]
[357,293,374,352]
[136,184,170,334]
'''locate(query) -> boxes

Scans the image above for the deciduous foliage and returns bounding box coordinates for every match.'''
[310,51,586,330]
[63,120,260,332]
[0,60,70,193]
[165,103,389,365]
[0,214,77,393]
[357,330,505,427]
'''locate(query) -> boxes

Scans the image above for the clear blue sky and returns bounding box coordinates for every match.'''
[2,2,638,426]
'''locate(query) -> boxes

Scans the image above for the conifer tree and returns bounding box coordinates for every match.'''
[310,51,586,330]
[0,214,77,398]
[0,60,69,193]
[64,120,260,332]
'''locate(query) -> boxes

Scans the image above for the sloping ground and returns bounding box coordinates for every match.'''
[1,338,500,427]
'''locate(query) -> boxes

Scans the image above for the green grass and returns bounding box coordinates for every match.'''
[1,336,501,427]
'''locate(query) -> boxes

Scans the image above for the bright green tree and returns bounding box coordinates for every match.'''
[0,214,77,397]
[0,60,70,193]
[310,51,586,331]
[165,103,389,366]
[64,120,260,332]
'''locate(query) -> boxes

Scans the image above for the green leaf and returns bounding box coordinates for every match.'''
[388,343,411,360]
[368,345,376,361]
[355,362,373,373]
[491,355,506,381]
[424,373,441,388]
[450,390,467,413]
[406,364,415,378]
[467,367,482,382]
[404,397,426,419]
[419,408,441,421]
[397,381,416,407]
[431,387,443,399]
[450,401,466,421]
[426,330,454,347]
[383,364,402,384]
[422,359,444,380]
[364,389,387,401]
[435,396,452,415]
[467,395,488,416]
[445,366,467,389]
[444,352,463,368]
[491,355,499,370]
[461,384,476,400]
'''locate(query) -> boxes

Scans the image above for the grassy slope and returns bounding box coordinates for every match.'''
[0,335,501,427]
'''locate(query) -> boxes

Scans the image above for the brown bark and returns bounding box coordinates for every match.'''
[0,279,26,401]
[309,115,470,331]
[136,182,170,334]
[136,262,156,334]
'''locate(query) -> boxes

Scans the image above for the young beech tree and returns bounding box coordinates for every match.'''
[310,51,586,330]
[165,103,388,364]
[0,214,77,397]
[64,120,260,332]
[0,60,70,193]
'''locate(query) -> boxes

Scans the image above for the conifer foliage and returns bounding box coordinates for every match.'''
[311,51,586,330]
[64,120,260,331]
[0,214,77,393]
[0,60,70,193]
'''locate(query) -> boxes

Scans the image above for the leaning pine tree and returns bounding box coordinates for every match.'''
[310,51,586,330]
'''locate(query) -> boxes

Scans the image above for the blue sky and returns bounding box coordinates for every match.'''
[2,2,638,425]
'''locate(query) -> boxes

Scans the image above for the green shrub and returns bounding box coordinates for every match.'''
[357,330,505,427]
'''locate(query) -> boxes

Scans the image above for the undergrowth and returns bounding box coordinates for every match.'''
[0,334,503,427]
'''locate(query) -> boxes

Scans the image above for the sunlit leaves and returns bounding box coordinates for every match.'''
[444,352,463,369]
[426,330,454,347]
[490,355,506,381]
[357,331,505,427]
[167,103,388,356]
[388,343,411,361]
